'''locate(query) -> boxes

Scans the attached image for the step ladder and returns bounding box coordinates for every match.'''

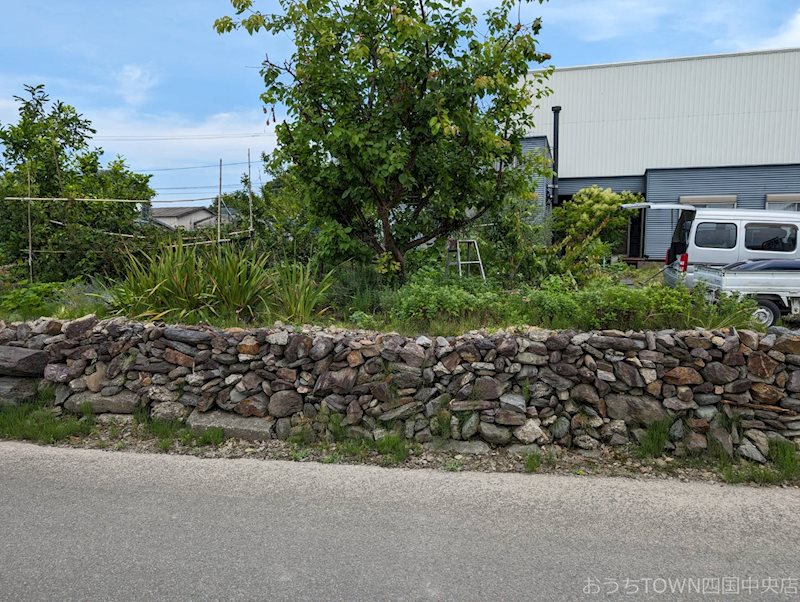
[445,238,486,280]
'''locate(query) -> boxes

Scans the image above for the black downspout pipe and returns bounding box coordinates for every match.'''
[551,105,561,207]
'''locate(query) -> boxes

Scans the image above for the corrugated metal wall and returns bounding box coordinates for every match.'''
[558,175,645,196]
[521,136,550,210]
[644,164,800,258]
[526,49,800,178]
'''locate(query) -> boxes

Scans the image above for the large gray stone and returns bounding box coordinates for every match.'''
[186,409,274,441]
[425,438,490,454]
[313,368,357,395]
[605,394,668,426]
[64,390,139,414]
[0,377,40,407]
[478,422,512,445]
[0,346,48,377]
[737,439,767,464]
[163,327,212,345]
[150,401,190,422]
[268,390,303,417]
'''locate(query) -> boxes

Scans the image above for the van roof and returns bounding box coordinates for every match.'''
[691,208,800,222]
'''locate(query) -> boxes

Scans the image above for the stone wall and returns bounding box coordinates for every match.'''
[1,316,799,462]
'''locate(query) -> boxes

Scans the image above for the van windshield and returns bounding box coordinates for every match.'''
[667,209,696,263]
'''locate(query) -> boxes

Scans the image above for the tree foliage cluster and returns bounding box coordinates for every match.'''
[216,0,551,271]
[0,85,154,281]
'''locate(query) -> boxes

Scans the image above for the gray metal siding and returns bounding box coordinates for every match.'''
[526,48,800,178]
[558,175,645,196]
[521,136,551,211]
[644,164,800,258]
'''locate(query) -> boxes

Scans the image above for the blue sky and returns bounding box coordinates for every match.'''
[1,0,799,202]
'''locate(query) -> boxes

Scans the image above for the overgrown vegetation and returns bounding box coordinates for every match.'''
[718,439,800,486]
[0,389,94,443]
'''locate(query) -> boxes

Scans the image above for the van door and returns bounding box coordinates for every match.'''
[688,219,739,267]
[741,221,799,261]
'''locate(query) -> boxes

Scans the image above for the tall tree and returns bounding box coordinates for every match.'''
[0,85,154,281]
[216,0,551,272]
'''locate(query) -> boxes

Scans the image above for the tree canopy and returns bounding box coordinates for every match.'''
[0,85,154,281]
[216,0,551,271]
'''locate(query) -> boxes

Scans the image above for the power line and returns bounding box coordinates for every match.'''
[95,132,276,141]
[131,159,268,174]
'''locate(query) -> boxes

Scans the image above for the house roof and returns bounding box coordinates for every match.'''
[150,206,213,218]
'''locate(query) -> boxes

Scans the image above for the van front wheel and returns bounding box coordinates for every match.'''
[753,299,781,328]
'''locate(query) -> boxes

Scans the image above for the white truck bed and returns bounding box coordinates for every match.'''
[695,266,800,298]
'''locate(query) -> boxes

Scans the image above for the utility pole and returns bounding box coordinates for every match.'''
[26,166,33,283]
[247,148,254,234]
[217,158,223,243]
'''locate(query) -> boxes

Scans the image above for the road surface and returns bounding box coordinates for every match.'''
[0,441,798,601]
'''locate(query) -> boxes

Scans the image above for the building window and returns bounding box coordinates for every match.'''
[744,223,798,252]
[679,195,737,209]
[766,194,800,211]
[695,222,737,249]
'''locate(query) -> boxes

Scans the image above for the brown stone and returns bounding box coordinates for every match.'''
[235,395,268,417]
[164,347,194,368]
[738,330,759,350]
[449,400,494,412]
[346,350,364,367]
[440,352,461,373]
[702,362,739,385]
[774,335,800,355]
[663,366,703,385]
[747,351,779,379]
[687,418,710,433]
[750,382,783,404]
[236,335,260,355]
[276,367,297,382]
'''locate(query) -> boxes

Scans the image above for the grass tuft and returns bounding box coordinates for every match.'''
[524,451,542,473]
[637,419,672,458]
[0,402,93,443]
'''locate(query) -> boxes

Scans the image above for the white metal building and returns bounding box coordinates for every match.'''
[523,48,800,259]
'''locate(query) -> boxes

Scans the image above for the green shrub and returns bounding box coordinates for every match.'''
[270,260,334,324]
[108,241,272,324]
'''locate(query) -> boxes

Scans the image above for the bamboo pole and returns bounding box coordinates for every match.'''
[217,159,223,244]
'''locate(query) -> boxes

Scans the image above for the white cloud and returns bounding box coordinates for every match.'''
[114,64,158,106]
[540,0,673,42]
[752,9,800,49]
[88,107,278,202]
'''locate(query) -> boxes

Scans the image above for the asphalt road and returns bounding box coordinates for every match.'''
[0,441,798,601]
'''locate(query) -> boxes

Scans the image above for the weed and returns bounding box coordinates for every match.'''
[327,413,348,442]
[543,448,557,467]
[196,427,225,447]
[637,419,672,458]
[524,452,542,473]
[445,458,462,472]
[321,453,340,464]
[769,439,799,480]
[291,448,310,461]
[374,433,414,465]
[157,438,173,452]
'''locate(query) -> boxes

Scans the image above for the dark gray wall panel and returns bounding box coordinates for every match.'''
[644,164,800,258]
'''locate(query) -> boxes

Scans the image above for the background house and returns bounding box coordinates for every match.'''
[149,207,215,230]
[523,47,800,260]
[147,206,239,231]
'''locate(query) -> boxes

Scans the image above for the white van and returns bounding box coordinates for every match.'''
[623,203,800,287]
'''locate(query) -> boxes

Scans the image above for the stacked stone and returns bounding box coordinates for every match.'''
[0,315,798,460]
